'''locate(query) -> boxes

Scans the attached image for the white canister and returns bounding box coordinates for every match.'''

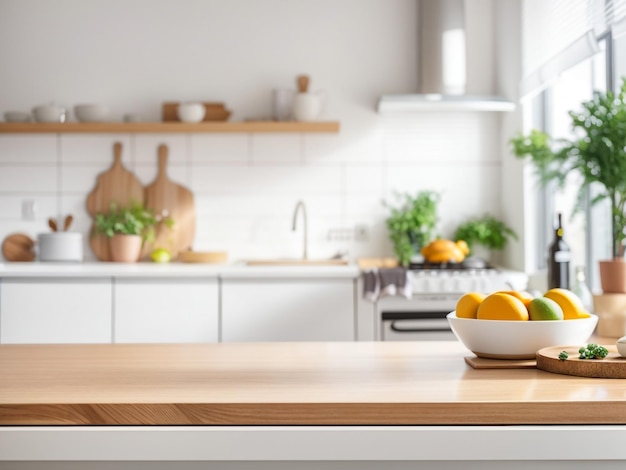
[37,232,83,262]
[292,92,325,122]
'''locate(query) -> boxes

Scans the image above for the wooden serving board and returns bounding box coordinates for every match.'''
[142,144,195,259]
[464,356,537,370]
[536,345,626,378]
[85,142,144,261]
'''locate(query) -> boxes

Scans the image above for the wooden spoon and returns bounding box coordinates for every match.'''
[63,215,73,231]
[297,75,310,93]
[48,218,58,232]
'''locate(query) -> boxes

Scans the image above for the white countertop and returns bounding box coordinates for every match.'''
[0,262,361,279]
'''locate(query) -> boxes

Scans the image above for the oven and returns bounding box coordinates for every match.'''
[377,267,528,341]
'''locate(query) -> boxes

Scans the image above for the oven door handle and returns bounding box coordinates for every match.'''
[389,321,451,333]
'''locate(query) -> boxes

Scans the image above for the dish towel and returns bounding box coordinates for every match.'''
[362,268,412,301]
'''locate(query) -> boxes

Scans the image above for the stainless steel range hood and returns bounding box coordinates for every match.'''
[377,0,515,113]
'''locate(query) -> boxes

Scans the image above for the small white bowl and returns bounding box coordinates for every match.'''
[177,102,206,123]
[617,336,626,357]
[4,111,31,122]
[74,104,110,122]
[32,103,67,123]
[447,311,598,359]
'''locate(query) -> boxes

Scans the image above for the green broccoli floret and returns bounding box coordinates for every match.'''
[558,351,569,361]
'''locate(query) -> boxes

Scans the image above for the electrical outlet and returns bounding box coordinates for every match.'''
[354,224,369,241]
[21,199,36,221]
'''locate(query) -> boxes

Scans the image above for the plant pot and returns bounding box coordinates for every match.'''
[599,259,626,293]
[109,234,142,263]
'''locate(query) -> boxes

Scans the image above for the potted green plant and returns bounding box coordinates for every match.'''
[383,190,440,266]
[94,202,158,262]
[510,79,626,292]
[453,214,517,261]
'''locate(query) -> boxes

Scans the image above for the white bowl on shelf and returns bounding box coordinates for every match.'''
[74,104,110,122]
[32,103,67,123]
[4,111,31,122]
[177,102,206,123]
[447,311,598,359]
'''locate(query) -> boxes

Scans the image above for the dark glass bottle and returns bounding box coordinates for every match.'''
[548,213,571,289]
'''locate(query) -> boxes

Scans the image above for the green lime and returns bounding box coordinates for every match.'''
[528,297,564,321]
[150,248,171,263]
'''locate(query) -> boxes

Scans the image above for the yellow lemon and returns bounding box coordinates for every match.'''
[543,288,586,319]
[528,297,564,321]
[477,292,529,321]
[456,292,486,319]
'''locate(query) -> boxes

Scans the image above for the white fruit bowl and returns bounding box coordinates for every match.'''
[74,104,110,122]
[447,311,598,359]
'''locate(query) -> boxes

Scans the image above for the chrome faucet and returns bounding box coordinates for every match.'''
[292,200,308,260]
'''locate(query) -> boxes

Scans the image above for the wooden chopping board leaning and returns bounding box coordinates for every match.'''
[86,142,144,261]
[142,144,196,259]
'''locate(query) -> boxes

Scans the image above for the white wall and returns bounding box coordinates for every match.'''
[0,0,509,263]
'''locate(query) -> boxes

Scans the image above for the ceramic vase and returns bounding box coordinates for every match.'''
[109,234,142,263]
[599,259,626,293]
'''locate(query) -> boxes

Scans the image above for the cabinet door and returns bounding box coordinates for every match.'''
[0,278,112,344]
[222,279,355,342]
[114,278,219,343]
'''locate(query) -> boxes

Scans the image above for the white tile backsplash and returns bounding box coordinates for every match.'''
[191,134,249,164]
[0,135,57,163]
[134,163,189,187]
[0,166,58,192]
[133,134,187,164]
[0,195,58,221]
[60,134,132,164]
[251,134,303,164]
[0,115,504,261]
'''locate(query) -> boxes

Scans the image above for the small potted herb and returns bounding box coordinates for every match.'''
[453,215,517,261]
[94,202,157,262]
[383,191,440,266]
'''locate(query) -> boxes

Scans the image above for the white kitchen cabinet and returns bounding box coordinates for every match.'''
[114,278,219,343]
[221,278,355,342]
[0,278,112,344]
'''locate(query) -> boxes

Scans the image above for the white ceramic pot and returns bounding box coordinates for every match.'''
[37,232,83,262]
[293,92,325,122]
[177,102,206,123]
[32,103,67,123]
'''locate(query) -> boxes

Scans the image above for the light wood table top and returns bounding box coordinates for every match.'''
[1,341,626,425]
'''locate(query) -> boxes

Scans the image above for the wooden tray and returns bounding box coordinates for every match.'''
[464,356,536,369]
[536,345,626,378]
[178,251,228,264]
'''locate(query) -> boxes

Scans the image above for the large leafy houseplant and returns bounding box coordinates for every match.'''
[384,191,439,266]
[511,79,626,291]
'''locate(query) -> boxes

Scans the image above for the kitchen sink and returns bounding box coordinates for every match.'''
[245,259,350,266]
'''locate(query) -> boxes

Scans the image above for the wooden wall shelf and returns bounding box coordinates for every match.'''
[0,121,340,134]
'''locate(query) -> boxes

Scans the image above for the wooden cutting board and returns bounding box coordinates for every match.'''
[464,356,537,369]
[142,144,195,259]
[86,142,144,261]
[536,345,626,378]
[2,233,36,262]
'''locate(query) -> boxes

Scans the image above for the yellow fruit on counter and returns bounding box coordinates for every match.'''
[528,297,564,321]
[421,239,470,264]
[477,292,529,321]
[456,292,486,319]
[543,288,586,319]
[498,290,534,309]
